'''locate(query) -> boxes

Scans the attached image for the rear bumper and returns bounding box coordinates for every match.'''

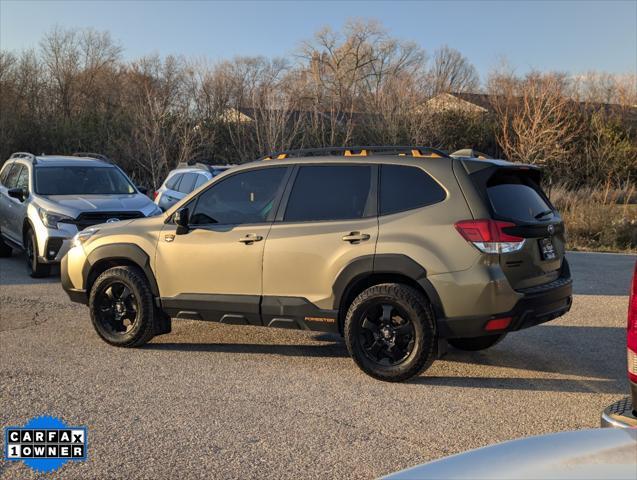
[437,275,573,339]
[601,389,637,428]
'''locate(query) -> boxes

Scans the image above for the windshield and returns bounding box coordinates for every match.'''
[35,166,136,195]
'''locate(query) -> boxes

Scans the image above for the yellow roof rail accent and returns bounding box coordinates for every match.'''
[412,149,441,158]
[344,149,368,157]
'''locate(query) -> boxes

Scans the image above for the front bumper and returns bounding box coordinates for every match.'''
[437,275,573,338]
[601,389,637,428]
[61,249,89,304]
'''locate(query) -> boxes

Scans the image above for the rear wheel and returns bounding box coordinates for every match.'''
[25,229,51,278]
[448,333,507,351]
[89,266,157,347]
[345,283,437,382]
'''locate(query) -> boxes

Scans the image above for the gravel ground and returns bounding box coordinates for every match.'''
[0,251,635,479]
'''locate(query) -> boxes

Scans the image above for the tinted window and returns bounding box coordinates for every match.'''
[177,173,197,193]
[284,165,372,222]
[190,167,287,225]
[380,165,446,215]
[4,164,22,189]
[487,172,553,222]
[194,174,208,189]
[15,165,29,189]
[0,162,13,185]
[35,166,135,195]
[166,173,182,190]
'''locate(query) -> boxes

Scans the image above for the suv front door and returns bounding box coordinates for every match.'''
[262,164,378,330]
[155,166,290,325]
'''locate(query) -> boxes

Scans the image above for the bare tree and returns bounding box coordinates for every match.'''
[488,70,581,167]
[427,45,479,95]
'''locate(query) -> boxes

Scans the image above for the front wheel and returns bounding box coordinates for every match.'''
[89,266,157,347]
[344,283,437,382]
[25,229,51,278]
[448,333,507,351]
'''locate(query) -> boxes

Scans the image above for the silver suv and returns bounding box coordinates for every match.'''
[0,152,161,277]
[154,162,233,211]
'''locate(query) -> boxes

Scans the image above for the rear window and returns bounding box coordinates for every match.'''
[380,165,446,215]
[166,173,182,190]
[487,172,553,222]
[176,173,197,193]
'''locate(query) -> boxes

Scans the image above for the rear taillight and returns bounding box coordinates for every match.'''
[455,219,525,254]
[627,262,637,383]
[152,191,158,200]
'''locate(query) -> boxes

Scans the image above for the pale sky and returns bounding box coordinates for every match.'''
[1,0,635,77]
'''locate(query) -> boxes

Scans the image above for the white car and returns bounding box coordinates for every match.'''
[154,163,233,211]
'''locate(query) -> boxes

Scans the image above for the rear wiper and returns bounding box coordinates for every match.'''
[534,209,553,220]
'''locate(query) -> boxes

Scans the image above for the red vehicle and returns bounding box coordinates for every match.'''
[602,260,637,428]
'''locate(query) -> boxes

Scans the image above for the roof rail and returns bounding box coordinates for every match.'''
[176,161,214,171]
[259,146,450,161]
[10,151,37,164]
[72,152,112,163]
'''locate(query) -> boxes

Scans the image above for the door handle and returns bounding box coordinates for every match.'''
[238,234,263,244]
[342,232,370,243]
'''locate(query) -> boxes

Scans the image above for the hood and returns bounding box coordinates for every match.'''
[383,428,637,480]
[38,194,155,217]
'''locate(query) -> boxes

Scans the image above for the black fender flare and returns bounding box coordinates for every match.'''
[332,253,444,318]
[83,243,160,297]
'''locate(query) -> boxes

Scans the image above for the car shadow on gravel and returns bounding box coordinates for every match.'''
[413,325,626,393]
[141,341,350,358]
[416,376,623,393]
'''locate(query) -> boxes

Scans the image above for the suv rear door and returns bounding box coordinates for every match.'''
[469,164,565,290]
[261,164,378,329]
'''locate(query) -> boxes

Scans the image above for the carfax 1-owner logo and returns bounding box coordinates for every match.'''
[4,415,88,474]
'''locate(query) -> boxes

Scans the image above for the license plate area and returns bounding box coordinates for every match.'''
[539,237,556,260]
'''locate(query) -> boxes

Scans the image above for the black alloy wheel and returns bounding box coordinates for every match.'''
[95,281,139,336]
[358,302,416,366]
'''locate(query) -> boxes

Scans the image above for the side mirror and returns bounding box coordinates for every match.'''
[174,207,190,235]
[137,185,148,196]
[8,187,27,202]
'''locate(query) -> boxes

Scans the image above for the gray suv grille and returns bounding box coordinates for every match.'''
[72,211,144,230]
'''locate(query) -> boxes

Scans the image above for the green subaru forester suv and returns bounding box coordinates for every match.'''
[62,146,573,382]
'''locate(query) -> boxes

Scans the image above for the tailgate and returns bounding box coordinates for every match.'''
[471,165,566,290]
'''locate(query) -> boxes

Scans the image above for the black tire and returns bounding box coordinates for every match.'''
[344,283,437,382]
[89,266,157,347]
[25,229,51,278]
[448,333,507,351]
[0,233,11,257]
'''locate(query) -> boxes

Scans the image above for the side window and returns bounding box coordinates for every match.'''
[380,165,446,215]
[4,164,22,189]
[0,161,13,186]
[15,165,29,190]
[190,167,287,225]
[177,173,197,193]
[284,165,373,222]
[194,174,208,189]
[165,173,182,190]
